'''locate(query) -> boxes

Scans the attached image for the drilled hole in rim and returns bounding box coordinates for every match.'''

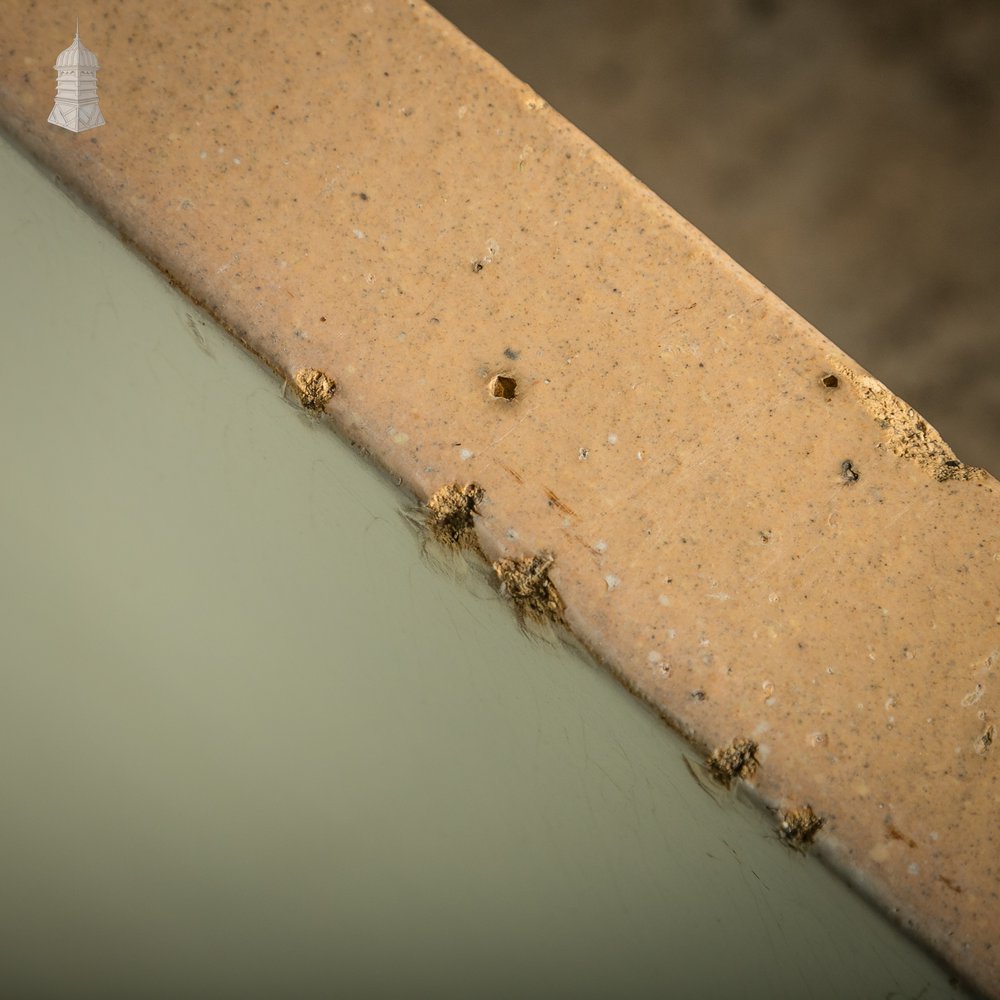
[489,374,517,399]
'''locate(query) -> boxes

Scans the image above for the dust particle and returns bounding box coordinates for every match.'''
[293,368,336,411]
[778,805,825,849]
[707,737,759,787]
[425,483,485,551]
[493,551,564,625]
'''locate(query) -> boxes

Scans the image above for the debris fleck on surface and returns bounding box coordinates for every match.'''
[293,367,336,411]
[707,737,759,787]
[778,805,825,849]
[424,483,485,551]
[471,238,499,273]
[841,459,860,483]
[493,551,564,625]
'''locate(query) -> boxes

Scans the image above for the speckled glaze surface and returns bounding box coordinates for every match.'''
[2,2,998,993]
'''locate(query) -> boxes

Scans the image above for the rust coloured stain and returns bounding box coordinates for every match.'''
[496,462,523,485]
[544,488,577,518]
[887,825,918,849]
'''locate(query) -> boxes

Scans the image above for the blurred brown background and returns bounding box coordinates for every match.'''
[432,0,1000,476]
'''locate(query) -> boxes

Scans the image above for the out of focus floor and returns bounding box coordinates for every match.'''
[432,0,1000,475]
